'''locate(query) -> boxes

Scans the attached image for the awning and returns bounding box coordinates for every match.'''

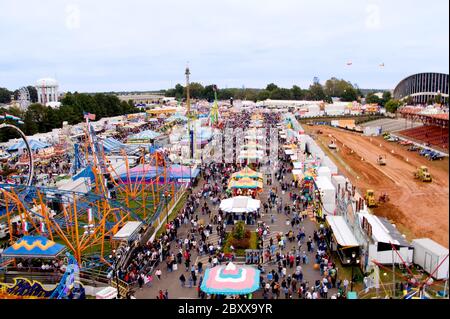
[2,236,65,258]
[112,221,143,241]
[293,162,302,169]
[326,215,359,248]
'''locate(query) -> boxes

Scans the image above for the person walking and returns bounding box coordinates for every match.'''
[179,273,186,287]
[155,268,162,280]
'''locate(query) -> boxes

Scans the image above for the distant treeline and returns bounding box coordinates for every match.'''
[0,92,139,143]
[164,78,368,103]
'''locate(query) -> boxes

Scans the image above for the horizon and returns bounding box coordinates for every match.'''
[0,0,449,93]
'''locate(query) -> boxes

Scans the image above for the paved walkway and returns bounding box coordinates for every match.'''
[133,157,343,299]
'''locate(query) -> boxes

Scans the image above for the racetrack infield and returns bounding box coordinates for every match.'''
[304,125,449,247]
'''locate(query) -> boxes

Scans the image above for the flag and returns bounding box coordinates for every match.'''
[346,62,353,66]
[83,112,96,120]
[379,63,385,67]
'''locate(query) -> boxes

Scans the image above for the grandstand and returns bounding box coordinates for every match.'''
[397,125,449,150]
[360,118,423,133]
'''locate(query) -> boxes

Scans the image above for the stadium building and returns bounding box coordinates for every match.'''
[393,72,449,105]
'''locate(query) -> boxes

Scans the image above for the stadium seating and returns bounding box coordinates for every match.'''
[398,125,449,149]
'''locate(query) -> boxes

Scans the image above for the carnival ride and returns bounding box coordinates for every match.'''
[0,115,179,269]
[368,242,449,299]
[0,252,84,299]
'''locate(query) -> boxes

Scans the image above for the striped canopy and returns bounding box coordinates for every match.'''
[228,177,263,190]
[7,139,50,151]
[231,167,263,180]
[200,262,260,295]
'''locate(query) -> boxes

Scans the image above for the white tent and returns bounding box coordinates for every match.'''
[96,286,118,299]
[219,196,261,213]
[326,215,359,247]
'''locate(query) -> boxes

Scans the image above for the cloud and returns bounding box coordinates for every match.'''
[0,0,448,92]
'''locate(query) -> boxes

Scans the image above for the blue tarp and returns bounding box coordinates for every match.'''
[2,235,66,258]
[102,137,132,153]
[7,139,50,151]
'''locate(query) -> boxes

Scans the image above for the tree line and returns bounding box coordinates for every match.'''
[165,77,367,103]
[0,92,139,142]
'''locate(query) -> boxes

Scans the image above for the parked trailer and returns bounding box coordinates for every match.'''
[412,238,449,280]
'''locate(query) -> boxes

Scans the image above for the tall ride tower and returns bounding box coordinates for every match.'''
[185,65,191,115]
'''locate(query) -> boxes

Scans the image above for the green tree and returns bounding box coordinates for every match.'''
[308,83,326,101]
[270,88,292,100]
[381,91,392,106]
[385,99,401,113]
[0,87,12,103]
[341,88,358,102]
[434,93,442,104]
[291,85,304,100]
[265,83,279,92]
[27,86,38,103]
[365,93,381,104]
[257,90,270,101]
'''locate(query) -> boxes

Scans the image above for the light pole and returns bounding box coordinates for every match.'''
[83,224,95,266]
[350,251,360,292]
[109,250,122,299]
[162,191,171,226]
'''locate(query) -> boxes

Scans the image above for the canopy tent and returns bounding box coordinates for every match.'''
[228,177,263,190]
[284,149,295,155]
[238,150,264,160]
[165,114,188,123]
[102,137,137,153]
[117,164,200,183]
[2,235,66,258]
[219,196,261,213]
[293,162,302,169]
[7,139,50,151]
[325,216,359,248]
[200,262,260,295]
[231,167,263,180]
[292,169,304,181]
[128,130,161,141]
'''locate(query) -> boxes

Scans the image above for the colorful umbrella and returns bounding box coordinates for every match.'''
[200,262,261,295]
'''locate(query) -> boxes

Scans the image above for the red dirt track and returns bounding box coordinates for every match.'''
[305,125,449,247]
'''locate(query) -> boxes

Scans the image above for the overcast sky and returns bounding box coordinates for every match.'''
[0,0,448,92]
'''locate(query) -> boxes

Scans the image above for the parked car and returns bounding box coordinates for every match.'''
[407,145,419,152]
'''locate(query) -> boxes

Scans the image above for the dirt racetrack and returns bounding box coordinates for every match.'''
[305,125,449,247]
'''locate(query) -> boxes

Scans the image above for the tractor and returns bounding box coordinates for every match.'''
[414,166,432,182]
[365,189,377,208]
[377,155,386,166]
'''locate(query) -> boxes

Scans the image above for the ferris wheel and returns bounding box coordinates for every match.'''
[0,121,34,187]
[17,86,31,111]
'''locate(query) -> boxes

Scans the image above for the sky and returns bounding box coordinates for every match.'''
[0,0,448,93]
